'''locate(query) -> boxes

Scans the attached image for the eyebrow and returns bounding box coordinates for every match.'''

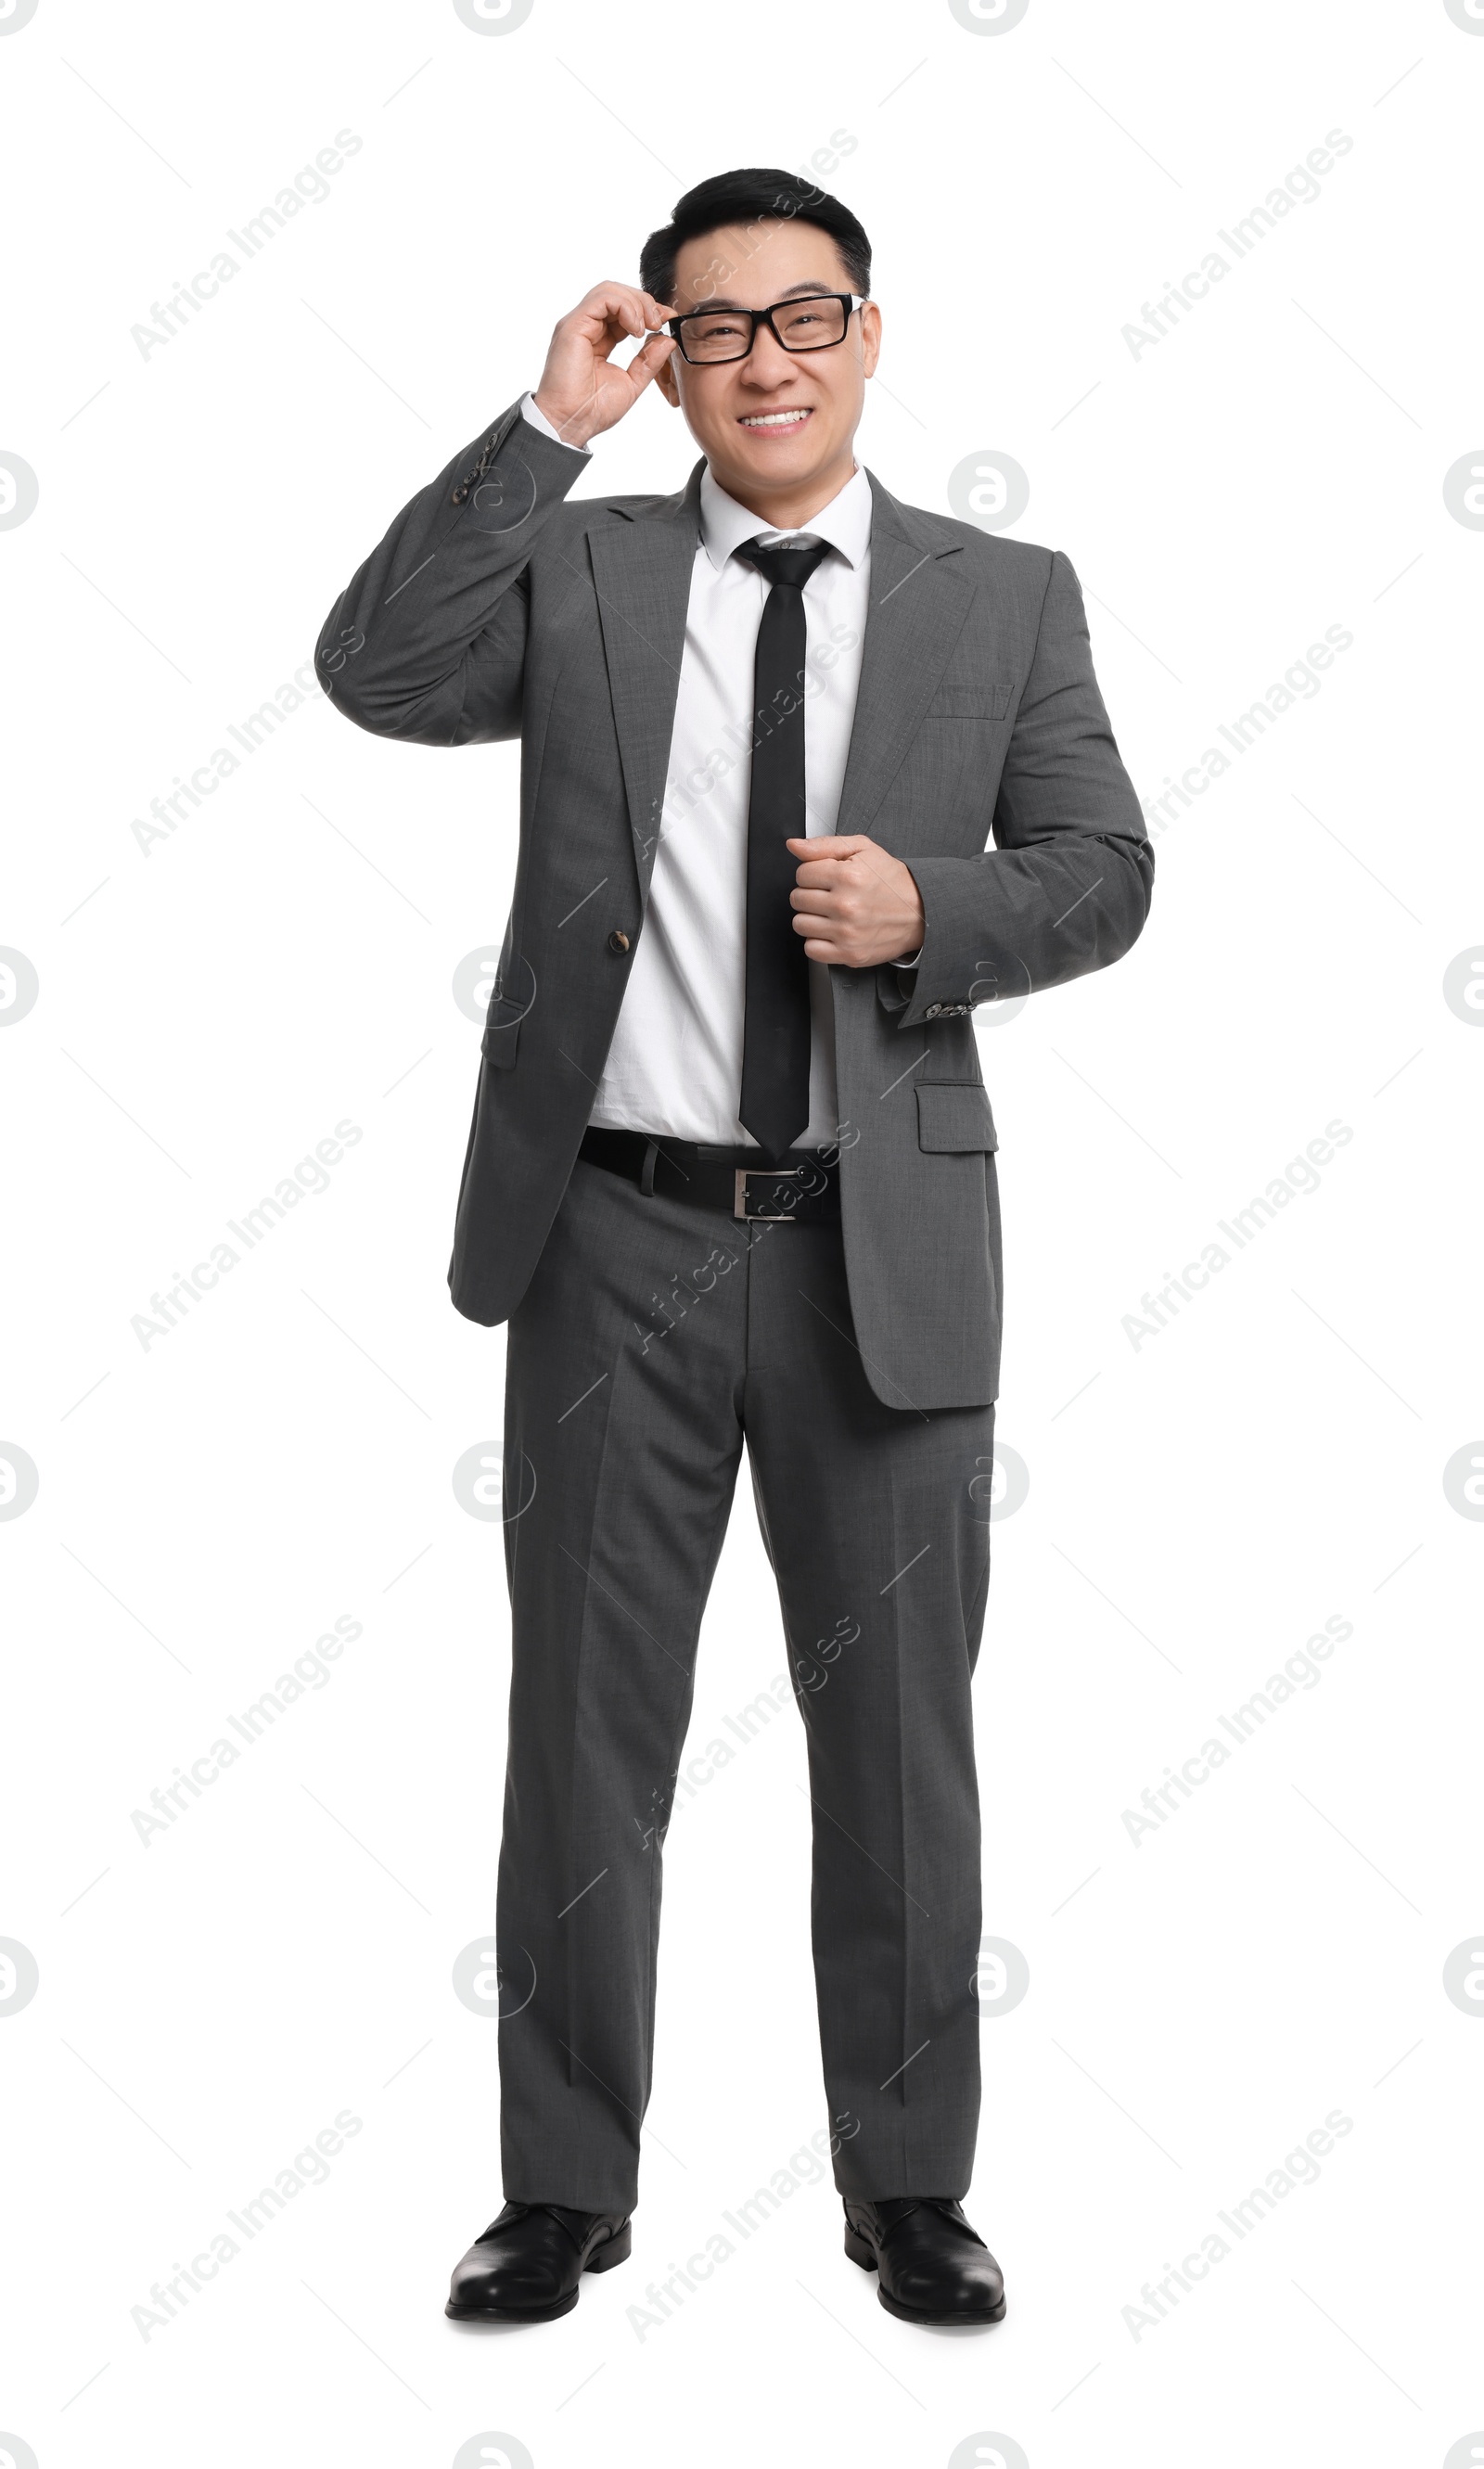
[675,281,841,313]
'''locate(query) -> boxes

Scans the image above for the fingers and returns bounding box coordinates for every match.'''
[574,283,673,343]
[793,861,889,897]
[622,332,678,393]
[792,912,904,966]
[788,836,889,891]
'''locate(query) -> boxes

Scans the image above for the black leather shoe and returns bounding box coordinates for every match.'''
[446,2201,632,2322]
[843,2195,1005,2324]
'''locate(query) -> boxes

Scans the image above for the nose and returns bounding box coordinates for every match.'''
[741,319,797,384]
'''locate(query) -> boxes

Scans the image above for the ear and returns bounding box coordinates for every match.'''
[860,301,882,381]
[655,353,682,411]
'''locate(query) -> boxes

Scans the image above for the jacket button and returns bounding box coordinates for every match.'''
[607,928,632,954]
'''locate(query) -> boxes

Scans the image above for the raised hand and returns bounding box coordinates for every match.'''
[531,283,676,450]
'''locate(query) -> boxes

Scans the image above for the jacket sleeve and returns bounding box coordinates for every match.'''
[881,548,1154,1026]
[313,397,593,747]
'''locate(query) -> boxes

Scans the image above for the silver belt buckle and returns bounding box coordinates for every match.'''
[734,1168,800,1222]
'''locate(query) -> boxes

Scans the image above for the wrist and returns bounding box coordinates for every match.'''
[532,390,597,451]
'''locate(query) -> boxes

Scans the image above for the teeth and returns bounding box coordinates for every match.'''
[742,410,810,427]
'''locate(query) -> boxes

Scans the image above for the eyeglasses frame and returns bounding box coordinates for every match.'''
[664,291,869,365]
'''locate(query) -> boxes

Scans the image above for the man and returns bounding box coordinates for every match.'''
[316,166,1152,2329]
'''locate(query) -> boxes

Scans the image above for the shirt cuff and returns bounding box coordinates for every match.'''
[520,390,592,454]
[894,947,923,970]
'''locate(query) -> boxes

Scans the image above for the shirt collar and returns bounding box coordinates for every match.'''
[698,460,872,574]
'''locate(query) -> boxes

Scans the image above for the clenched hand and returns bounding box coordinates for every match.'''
[787,835,925,968]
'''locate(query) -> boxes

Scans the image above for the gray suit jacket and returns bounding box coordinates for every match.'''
[316,398,1153,1411]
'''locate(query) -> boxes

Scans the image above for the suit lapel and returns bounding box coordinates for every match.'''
[834,474,973,845]
[584,464,703,910]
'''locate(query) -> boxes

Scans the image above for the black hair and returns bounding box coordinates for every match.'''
[639,167,871,307]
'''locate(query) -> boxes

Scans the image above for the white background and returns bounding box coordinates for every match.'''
[3,2,1482,2464]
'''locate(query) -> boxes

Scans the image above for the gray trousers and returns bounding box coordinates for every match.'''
[495,1156,995,2211]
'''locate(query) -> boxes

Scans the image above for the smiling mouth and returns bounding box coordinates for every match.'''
[738,407,813,430]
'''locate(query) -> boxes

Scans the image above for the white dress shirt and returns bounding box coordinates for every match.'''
[519,390,871,1148]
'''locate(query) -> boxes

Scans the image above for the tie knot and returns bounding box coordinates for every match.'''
[735,535,832,593]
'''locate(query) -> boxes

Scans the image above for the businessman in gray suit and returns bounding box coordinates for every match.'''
[317,167,1152,2328]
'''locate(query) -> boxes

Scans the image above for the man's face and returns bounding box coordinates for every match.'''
[654,218,880,502]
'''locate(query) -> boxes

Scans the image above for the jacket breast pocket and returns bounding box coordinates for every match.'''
[925,682,1014,721]
[916,1082,998,1152]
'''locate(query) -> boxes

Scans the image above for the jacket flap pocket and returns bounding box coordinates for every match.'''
[926,682,1013,720]
[916,1082,998,1152]
[480,1006,522,1070]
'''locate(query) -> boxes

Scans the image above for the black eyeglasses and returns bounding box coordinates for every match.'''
[666,292,868,365]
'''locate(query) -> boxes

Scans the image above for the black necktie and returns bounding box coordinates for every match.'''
[734,535,832,1161]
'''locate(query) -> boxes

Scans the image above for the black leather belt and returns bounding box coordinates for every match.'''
[578,1127,841,1223]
